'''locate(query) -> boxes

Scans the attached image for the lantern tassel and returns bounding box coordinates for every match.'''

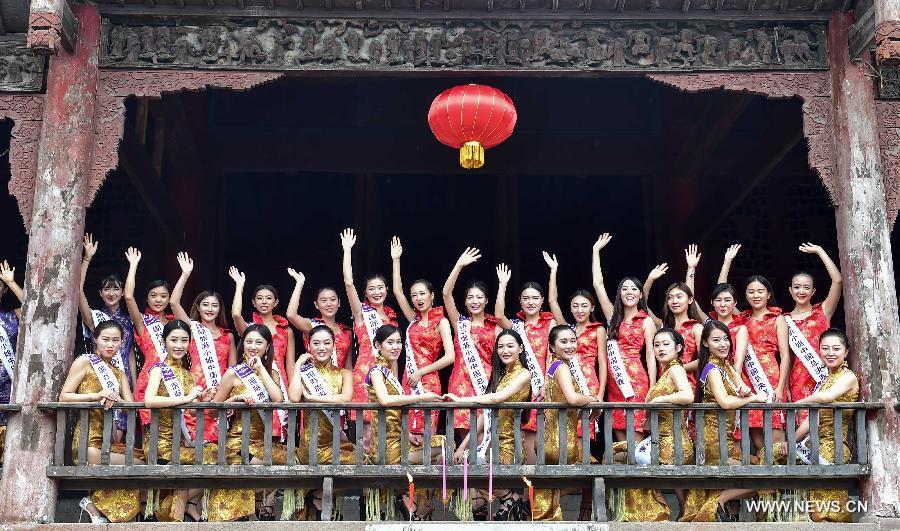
[459,141,485,169]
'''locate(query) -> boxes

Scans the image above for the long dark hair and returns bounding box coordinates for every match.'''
[694,320,733,404]
[487,328,531,423]
[162,319,193,369]
[237,323,275,373]
[744,275,779,308]
[190,290,228,329]
[661,282,704,328]
[608,277,649,340]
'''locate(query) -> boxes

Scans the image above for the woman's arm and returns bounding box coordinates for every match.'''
[212,371,237,402]
[596,328,608,398]
[285,268,315,333]
[732,326,749,378]
[494,264,513,329]
[796,372,858,404]
[642,263,667,328]
[442,248,481,328]
[340,229,364,325]
[644,317,658,386]
[144,366,201,407]
[127,346,137,389]
[592,234,614,322]
[775,316,790,402]
[302,369,355,404]
[543,252,566,325]
[717,244,741,284]
[463,370,531,405]
[411,319,455,387]
[369,371,440,407]
[390,237,416,322]
[285,329,296,381]
[555,365,594,407]
[286,355,311,402]
[800,243,843,320]
[228,335,238,367]
[685,245,710,322]
[650,365,694,404]
[170,252,193,324]
[58,358,97,402]
[707,370,765,409]
[681,324,702,374]
[228,267,248,334]
[78,235,97,331]
[123,247,145,336]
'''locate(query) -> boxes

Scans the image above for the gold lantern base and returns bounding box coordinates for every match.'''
[459,141,485,169]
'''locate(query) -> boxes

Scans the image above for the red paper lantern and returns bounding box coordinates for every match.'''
[427,84,517,169]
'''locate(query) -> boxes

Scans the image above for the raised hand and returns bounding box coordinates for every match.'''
[685,244,701,269]
[125,247,142,265]
[187,386,204,401]
[340,228,357,251]
[287,267,305,284]
[228,266,245,285]
[456,247,481,268]
[496,263,511,284]
[390,236,403,260]
[593,233,613,252]
[247,356,264,375]
[798,242,824,255]
[724,244,742,262]
[648,263,669,281]
[0,261,14,285]
[83,233,98,260]
[177,252,194,274]
[542,251,558,270]
[296,353,313,366]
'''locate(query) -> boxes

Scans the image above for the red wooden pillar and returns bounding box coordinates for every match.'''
[829,13,900,518]
[0,5,100,523]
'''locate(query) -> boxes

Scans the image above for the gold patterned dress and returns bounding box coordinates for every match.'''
[71,363,141,523]
[497,362,530,465]
[298,361,356,465]
[207,376,292,521]
[679,356,743,522]
[533,358,582,521]
[617,360,695,521]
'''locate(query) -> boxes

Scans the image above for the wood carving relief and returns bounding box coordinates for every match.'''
[0,96,44,228]
[876,100,900,227]
[0,41,46,93]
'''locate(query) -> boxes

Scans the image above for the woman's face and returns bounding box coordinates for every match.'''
[570,295,593,324]
[619,280,641,308]
[197,296,220,323]
[520,288,543,317]
[253,289,277,315]
[99,283,123,308]
[820,336,848,369]
[745,281,769,311]
[705,328,731,360]
[666,288,693,315]
[789,274,816,305]
[465,287,487,315]
[551,329,578,361]
[147,286,170,313]
[309,331,335,363]
[653,332,681,364]
[377,332,403,362]
[410,282,434,313]
[496,334,524,366]
[315,289,340,318]
[243,331,269,361]
[712,291,736,318]
[164,328,190,361]
[94,328,123,359]
[365,278,387,306]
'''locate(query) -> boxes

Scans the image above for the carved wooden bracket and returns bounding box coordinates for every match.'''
[875,20,900,67]
[27,1,77,55]
[0,95,44,228]
[876,100,900,228]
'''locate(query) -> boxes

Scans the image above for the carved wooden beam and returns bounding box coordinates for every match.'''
[0,38,46,92]
[28,0,78,55]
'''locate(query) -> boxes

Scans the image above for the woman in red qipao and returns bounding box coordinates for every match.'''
[495,263,556,465]
[443,247,503,436]
[591,234,657,442]
[785,243,843,425]
[390,237,454,436]
[286,270,352,370]
[123,247,175,426]
[340,229,398,447]
[170,252,237,444]
[720,244,790,450]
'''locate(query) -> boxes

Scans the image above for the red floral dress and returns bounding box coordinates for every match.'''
[517,311,554,432]
[351,305,398,421]
[606,310,650,432]
[787,303,830,425]
[448,314,498,429]
[741,308,786,430]
[575,322,604,438]
[403,307,447,435]
[134,309,176,426]
[252,313,290,379]
[303,318,353,369]
[675,319,701,392]
[186,326,232,444]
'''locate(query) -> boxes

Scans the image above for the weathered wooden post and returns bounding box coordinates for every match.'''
[829,12,900,518]
[0,4,99,523]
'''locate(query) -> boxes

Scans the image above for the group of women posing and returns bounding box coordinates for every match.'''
[7,227,853,523]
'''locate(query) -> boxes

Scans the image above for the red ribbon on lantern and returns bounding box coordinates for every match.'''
[427,84,517,169]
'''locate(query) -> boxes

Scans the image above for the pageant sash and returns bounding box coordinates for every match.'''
[457,316,491,459]
[310,318,339,366]
[142,313,167,362]
[634,436,653,465]
[153,362,193,443]
[567,357,590,395]
[743,344,774,400]
[606,339,635,399]
[699,362,741,393]
[370,364,405,395]
[85,310,125,371]
[784,315,828,385]
[190,321,222,389]
[796,437,832,465]
[298,361,339,425]
[361,303,383,349]
[233,362,270,421]
[87,353,120,394]
[0,323,15,381]
[272,365,290,438]
[404,317,424,395]
[511,319,546,394]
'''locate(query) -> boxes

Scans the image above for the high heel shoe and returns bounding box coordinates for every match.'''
[78,497,109,524]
